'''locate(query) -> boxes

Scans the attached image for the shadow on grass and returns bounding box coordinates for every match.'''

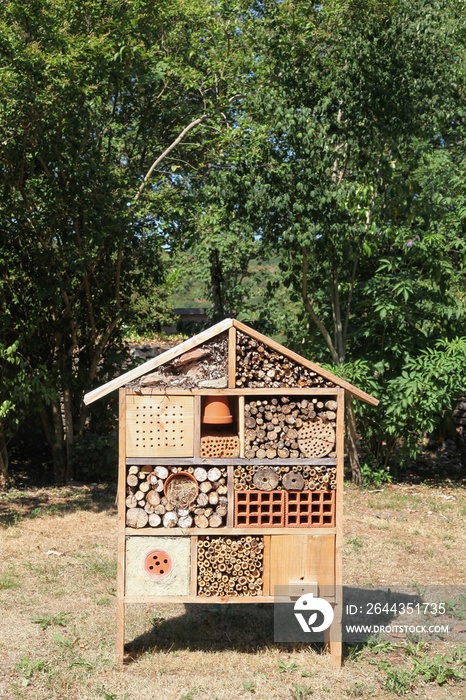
[124,586,456,664]
[124,603,325,661]
[0,482,117,527]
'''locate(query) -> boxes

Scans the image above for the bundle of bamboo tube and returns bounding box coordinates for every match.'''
[125,465,228,529]
[244,397,337,459]
[197,536,264,597]
[233,464,337,491]
[236,332,335,389]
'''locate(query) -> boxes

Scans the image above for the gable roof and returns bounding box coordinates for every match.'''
[84,318,379,406]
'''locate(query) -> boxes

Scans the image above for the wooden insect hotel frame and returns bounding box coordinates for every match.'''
[84,319,378,667]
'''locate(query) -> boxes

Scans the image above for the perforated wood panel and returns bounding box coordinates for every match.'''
[126,395,194,457]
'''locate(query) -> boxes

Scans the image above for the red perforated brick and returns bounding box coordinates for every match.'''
[286,490,335,527]
[235,490,286,527]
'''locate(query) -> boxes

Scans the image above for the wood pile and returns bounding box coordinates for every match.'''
[234,464,337,491]
[244,397,337,459]
[129,333,228,390]
[197,536,264,596]
[236,332,335,389]
[125,465,228,529]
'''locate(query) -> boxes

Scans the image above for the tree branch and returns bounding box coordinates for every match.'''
[135,115,208,201]
[134,93,243,201]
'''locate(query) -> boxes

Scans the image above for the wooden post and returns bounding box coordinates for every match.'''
[329,388,344,668]
[238,395,245,458]
[228,326,236,388]
[116,389,127,664]
[193,395,201,458]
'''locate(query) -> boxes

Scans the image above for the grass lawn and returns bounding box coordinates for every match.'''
[0,481,465,700]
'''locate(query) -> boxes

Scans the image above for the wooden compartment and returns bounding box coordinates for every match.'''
[200,395,240,458]
[197,535,264,596]
[243,395,337,460]
[125,464,229,530]
[126,395,194,457]
[268,534,335,591]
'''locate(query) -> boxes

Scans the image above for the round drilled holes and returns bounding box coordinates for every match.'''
[144,549,172,578]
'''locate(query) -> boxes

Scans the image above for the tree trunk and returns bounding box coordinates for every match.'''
[41,400,67,484]
[63,387,74,482]
[302,246,362,484]
[0,427,8,490]
[346,396,361,485]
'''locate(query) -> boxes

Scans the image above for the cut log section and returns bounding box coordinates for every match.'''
[297,420,335,458]
[126,508,149,528]
[253,467,280,491]
[282,471,305,490]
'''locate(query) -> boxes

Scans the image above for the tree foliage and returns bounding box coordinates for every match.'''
[1,0,465,486]
[191,0,466,480]
[0,0,250,484]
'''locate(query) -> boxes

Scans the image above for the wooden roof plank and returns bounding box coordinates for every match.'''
[84,317,379,407]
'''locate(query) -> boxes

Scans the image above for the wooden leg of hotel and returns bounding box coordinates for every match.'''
[324,613,342,668]
[116,598,125,665]
[330,639,342,668]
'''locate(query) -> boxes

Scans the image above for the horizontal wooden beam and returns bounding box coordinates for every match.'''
[125,527,337,537]
[126,457,337,466]
[124,387,340,396]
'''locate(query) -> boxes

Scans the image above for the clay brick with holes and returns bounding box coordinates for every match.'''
[286,490,335,527]
[235,490,286,527]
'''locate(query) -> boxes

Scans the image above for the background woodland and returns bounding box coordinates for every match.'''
[1,0,465,487]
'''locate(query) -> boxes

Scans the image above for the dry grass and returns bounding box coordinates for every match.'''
[0,482,465,700]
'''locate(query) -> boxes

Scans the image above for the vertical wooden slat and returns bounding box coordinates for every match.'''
[227,465,235,528]
[238,395,245,458]
[330,387,345,668]
[116,388,127,665]
[262,535,271,597]
[228,326,237,388]
[190,536,198,596]
[193,395,202,458]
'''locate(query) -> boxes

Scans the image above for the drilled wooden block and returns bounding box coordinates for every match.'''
[286,490,335,528]
[235,490,286,527]
[200,433,240,458]
[126,395,194,457]
[297,420,335,458]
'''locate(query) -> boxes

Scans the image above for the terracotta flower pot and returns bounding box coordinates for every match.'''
[202,396,233,424]
[164,471,199,507]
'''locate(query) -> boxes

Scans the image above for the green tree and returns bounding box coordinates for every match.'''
[0,0,250,484]
[199,0,466,481]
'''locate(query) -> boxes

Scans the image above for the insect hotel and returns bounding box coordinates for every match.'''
[84,319,378,666]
